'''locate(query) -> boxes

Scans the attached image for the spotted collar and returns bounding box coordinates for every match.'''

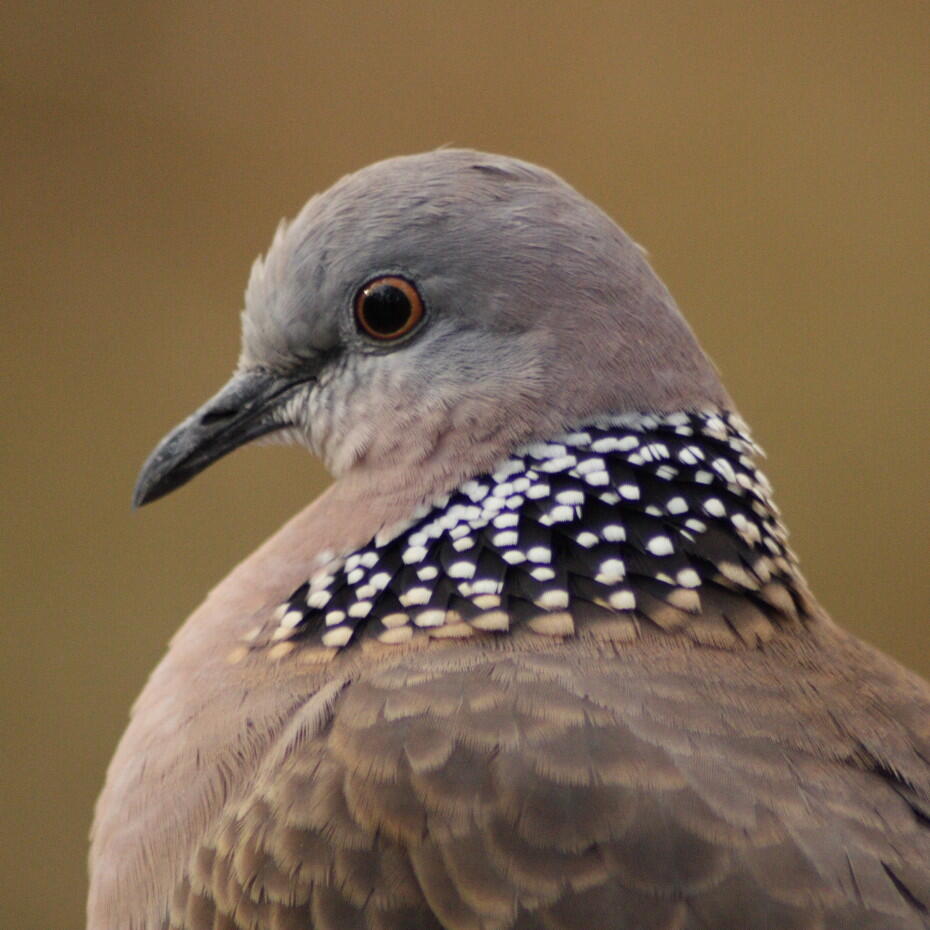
[250,410,804,658]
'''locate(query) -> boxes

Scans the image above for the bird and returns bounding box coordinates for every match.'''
[89,149,930,930]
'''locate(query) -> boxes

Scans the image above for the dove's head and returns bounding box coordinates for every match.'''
[134,149,728,508]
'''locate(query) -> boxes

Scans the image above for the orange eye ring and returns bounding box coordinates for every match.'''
[354,276,424,341]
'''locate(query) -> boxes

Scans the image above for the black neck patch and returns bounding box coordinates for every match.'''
[261,410,804,654]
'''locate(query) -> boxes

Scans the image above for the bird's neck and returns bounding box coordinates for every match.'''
[246,410,816,659]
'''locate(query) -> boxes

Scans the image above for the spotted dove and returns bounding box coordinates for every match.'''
[89,150,930,930]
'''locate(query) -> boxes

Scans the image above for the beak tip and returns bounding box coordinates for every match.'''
[131,478,156,510]
[132,463,178,509]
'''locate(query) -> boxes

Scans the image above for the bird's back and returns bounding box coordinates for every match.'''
[151,624,930,930]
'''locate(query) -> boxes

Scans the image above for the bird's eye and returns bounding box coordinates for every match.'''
[354,276,424,341]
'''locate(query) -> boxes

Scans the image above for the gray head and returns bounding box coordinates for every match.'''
[134,149,729,508]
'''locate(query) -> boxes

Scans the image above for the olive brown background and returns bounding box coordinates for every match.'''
[2,3,927,928]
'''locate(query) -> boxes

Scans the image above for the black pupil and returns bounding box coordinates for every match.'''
[362,285,411,335]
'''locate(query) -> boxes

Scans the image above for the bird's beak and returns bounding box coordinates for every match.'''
[132,368,314,507]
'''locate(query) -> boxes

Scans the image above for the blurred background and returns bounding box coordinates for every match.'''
[1,2,927,927]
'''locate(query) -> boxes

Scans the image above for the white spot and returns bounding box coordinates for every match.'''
[472,579,502,595]
[704,498,726,518]
[526,483,550,499]
[502,549,527,564]
[416,565,439,581]
[280,609,304,629]
[346,567,365,584]
[685,518,707,533]
[530,566,556,581]
[402,546,428,564]
[414,608,446,628]
[536,589,569,609]
[547,504,575,523]
[596,559,626,584]
[583,470,610,486]
[493,512,519,528]
[713,458,737,484]
[449,561,475,579]
[608,589,636,610]
[598,491,621,505]
[646,536,674,556]
[359,551,379,568]
[666,496,688,514]
[676,568,701,588]
[369,571,392,590]
[592,435,638,453]
[619,483,639,501]
[493,530,519,547]
[399,587,432,607]
[381,612,409,628]
[348,600,373,618]
[562,431,592,445]
[306,590,332,609]
[473,593,501,609]
[322,626,352,648]
[645,505,663,516]
[603,524,626,542]
[527,441,567,459]
[655,465,677,480]
[576,457,606,475]
[452,536,475,551]
[470,611,510,631]
[575,531,599,548]
[324,609,346,626]
[461,479,489,502]
[355,584,377,600]
[539,455,577,473]
[493,458,525,481]
[704,415,727,434]
[695,470,714,484]
[527,546,551,563]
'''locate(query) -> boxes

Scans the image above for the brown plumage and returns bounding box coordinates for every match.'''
[89,150,930,930]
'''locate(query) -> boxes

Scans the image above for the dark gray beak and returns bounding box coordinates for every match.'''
[133,369,314,507]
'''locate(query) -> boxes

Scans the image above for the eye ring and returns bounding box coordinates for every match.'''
[354,276,425,341]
